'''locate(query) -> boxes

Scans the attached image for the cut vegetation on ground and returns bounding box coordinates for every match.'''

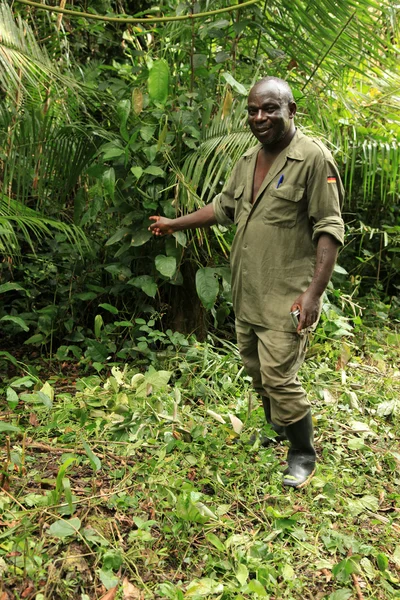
[0,327,399,600]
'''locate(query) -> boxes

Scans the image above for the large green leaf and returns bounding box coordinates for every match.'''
[82,440,102,472]
[155,255,177,278]
[6,387,19,405]
[0,315,29,331]
[0,422,20,433]
[185,579,224,597]
[195,268,219,310]
[131,227,152,247]
[99,303,118,315]
[105,228,131,246]
[144,165,166,178]
[176,492,209,524]
[102,168,115,201]
[0,282,26,294]
[117,99,131,141]
[222,72,248,95]
[47,517,81,539]
[128,275,157,298]
[148,59,169,105]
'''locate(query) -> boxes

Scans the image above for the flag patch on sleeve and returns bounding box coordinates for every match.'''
[327,176,336,184]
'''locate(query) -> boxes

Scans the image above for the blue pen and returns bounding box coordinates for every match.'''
[277,174,284,188]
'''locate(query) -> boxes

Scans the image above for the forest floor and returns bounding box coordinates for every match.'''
[0,325,399,600]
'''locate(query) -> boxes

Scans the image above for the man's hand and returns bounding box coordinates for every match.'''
[291,233,340,333]
[148,204,218,236]
[290,290,320,333]
[148,216,175,236]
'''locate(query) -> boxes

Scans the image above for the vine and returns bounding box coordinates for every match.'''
[13,0,259,24]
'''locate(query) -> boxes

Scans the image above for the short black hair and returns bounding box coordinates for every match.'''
[252,77,294,105]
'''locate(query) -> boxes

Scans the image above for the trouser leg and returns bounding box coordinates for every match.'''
[235,319,264,398]
[236,320,316,487]
[255,327,316,486]
[254,327,310,426]
[235,320,285,442]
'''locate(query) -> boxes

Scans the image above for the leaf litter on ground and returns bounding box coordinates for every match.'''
[0,326,399,599]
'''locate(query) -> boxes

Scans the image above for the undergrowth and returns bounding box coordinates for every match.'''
[0,326,399,600]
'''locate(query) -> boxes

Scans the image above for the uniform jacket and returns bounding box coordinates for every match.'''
[212,128,345,332]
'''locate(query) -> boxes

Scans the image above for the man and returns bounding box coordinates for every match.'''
[149,77,344,489]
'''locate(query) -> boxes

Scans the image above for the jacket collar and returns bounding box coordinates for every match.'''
[243,128,306,161]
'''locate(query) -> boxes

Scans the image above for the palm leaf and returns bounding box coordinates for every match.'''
[253,0,394,86]
[0,1,87,101]
[178,99,254,209]
[0,105,99,208]
[0,195,89,257]
[302,71,400,205]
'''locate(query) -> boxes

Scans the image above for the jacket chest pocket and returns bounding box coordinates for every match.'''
[233,184,245,224]
[263,184,305,228]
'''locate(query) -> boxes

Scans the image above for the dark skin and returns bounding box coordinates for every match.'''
[149,80,340,332]
[247,79,297,202]
[291,233,339,332]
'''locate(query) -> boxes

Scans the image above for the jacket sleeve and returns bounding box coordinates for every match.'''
[212,161,242,226]
[307,154,345,245]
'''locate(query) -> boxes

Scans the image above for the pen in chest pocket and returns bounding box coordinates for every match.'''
[277,174,284,188]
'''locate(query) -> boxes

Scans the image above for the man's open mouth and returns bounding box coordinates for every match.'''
[255,126,272,133]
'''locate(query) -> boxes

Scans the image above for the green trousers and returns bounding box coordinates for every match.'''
[236,319,310,427]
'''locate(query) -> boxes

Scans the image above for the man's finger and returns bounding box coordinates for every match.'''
[149,216,160,222]
[297,311,307,332]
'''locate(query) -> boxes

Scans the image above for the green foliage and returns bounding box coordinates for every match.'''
[0,1,85,100]
[148,59,170,105]
[0,324,399,598]
[0,45,398,600]
[1,0,399,349]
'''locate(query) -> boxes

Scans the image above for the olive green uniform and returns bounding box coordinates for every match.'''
[213,129,345,425]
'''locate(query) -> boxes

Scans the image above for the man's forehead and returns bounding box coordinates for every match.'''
[248,82,285,104]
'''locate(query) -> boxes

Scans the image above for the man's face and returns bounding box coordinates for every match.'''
[247,82,296,148]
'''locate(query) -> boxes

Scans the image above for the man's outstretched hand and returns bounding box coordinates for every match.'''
[148,216,175,236]
[149,204,217,236]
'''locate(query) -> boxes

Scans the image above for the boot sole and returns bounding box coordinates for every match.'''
[283,467,316,489]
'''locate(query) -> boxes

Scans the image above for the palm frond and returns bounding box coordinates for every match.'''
[0,1,87,101]
[254,0,396,86]
[0,104,99,208]
[301,71,400,205]
[0,194,89,257]
[178,99,254,209]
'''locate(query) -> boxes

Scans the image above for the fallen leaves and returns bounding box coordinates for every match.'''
[98,580,142,600]
[29,413,39,427]
[99,586,118,600]
[21,584,35,598]
[122,577,142,599]
[228,413,244,434]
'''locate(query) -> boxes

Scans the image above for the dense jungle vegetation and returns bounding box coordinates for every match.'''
[0,1,399,599]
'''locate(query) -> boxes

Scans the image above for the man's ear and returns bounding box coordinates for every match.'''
[289,101,297,119]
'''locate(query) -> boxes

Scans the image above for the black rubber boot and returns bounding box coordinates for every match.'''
[282,411,316,488]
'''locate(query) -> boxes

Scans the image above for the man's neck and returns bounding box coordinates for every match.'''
[262,127,296,157]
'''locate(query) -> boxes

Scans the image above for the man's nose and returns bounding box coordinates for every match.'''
[254,109,267,121]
